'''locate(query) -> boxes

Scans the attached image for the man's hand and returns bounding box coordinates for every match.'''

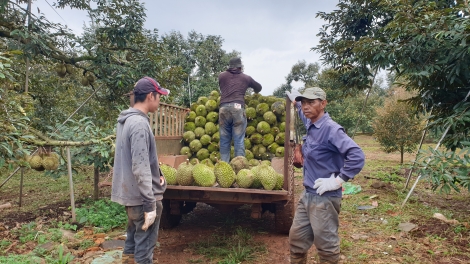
[142,210,156,231]
[286,90,301,102]
[160,176,165,185]
[313,173,345,195]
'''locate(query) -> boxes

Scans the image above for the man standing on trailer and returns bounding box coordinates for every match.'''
[112,77,169,264]
[286,87,365,264]
[218,57,262,162]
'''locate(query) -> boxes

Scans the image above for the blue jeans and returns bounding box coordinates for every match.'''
[289,191,341,263]
[123,201,163,264]
[219,104,247,162]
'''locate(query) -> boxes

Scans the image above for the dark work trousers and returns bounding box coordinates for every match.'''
[219,104,247,162]
[123,201,163,264]
[289,191,342,263]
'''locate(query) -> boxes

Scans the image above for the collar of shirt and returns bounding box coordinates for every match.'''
[306,112,330,129]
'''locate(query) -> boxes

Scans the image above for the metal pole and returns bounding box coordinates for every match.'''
[66,147,76,222]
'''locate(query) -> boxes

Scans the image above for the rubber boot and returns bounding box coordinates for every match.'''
[122,253,135,264]
[290,251,307,264]
[319,257,339,264]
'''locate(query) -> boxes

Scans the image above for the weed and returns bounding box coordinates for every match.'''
[0,240,10,252]
[0,254,43,264]
[57,221,77,231]
[76,198,127,232]
[45,244,74,264]
[78,239,94,250]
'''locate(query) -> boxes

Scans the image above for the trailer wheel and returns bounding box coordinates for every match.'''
[274,201,295,234]
[160,199,182,229]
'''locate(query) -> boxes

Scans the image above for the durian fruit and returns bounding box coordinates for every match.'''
[196,148,209,161]
[87,73,96,84]
[160,163,177,185]
[275,132,285,145]
[256,103,269,116]
[257,121,271,135]
[205,100,217,112]
[200,134,211,146]
[230,156,249,174]
[201,158,214,168]
[210,90,219,98]
[262,134,274,147]
[250,165,263,188]
[195,105,207,117]
[65,64,74,74]
[260,160,271,166]
[189,139,202,153]
[246,107,256,120]
[258,164,278,191]
[55,64,66,77]
[186,111,197,122]
[175,160,194,186]
[189,158,199,165]
[275,146,285,157]
[194,127,205,138]
[209,151,220,163]
[263,111,277,125]
[271,101,286,116]
[28,155,43,170]
[184,122,196,132]
[245,126,256,137]
[42,154,59,170]
[81,76,90,86]
[192,163,216,187]
[204,122,217,135]
[180,146,192,158]
[274,173,284,190]
[211,132,220,143]
[206,112,219,123]
[214,160,236,188]
[244,138,251,150]
[248,159,260,168]
[245,150,254,160]
[207,142,219,153]
[268,142,279,154]
[236,169,254,188]
[194,116,206,128]
[197,96,208,105]
[183,131,196,143]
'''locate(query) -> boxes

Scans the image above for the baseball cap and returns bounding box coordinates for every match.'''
[229,57,243,68]
[133,77,170,96]
[295,87,326,101]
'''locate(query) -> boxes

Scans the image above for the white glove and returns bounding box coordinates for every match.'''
[142,210,156,231]
[285,90,302,102]
[313,173,345,195]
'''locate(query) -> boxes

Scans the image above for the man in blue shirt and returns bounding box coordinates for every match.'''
[286,87,365,264]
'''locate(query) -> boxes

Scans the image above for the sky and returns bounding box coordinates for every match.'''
[31,0,340,96]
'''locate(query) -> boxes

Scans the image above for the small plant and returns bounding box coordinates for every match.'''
[57,221,77,231]
[0,239,11,252]
[45,244,74,264]
[78,239,94,250]
[76,198,127,232]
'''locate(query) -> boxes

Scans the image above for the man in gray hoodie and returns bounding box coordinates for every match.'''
[111,76,168,264]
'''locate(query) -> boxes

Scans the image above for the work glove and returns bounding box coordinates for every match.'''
[285,90,302,102]
[313,173,345,195]
[142,210,156,231]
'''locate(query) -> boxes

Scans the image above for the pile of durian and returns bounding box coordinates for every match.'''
[180,91,286,165]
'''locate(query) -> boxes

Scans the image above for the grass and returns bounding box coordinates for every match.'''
[1,134,469,263]
[189,226,266,263]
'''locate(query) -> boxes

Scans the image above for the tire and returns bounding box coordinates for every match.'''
[274,201,295,234]
[159,199,182,229]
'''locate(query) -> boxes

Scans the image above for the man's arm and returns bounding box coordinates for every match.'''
[249,77,262,93]
[331,128,365,181]
[130,123,156,212]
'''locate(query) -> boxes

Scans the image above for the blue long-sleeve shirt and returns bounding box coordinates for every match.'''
[296,102,365,197]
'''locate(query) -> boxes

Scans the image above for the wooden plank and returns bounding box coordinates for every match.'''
[155,136,183,140]
[170,107,175,136]
[159,105,163,136]
[164,189,288,204]
[166,185,288,195]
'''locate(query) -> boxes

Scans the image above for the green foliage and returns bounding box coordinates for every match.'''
[190,227,265,263]
[413,146,470,194]
[372,89,423,163]
[76,198,127,232]
[45,244,74,264]
[314,0,470,148]
[57,222,77,231]
[0,254,43,264]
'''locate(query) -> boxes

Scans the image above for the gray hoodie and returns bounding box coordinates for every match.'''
[111,108,167,212]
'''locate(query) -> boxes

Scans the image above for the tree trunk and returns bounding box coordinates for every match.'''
[400,145,404,164]
[94,166,99,200]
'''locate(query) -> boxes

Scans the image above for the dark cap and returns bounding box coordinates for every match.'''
[295,87,326,101]
[229,57,243,68]
[133,77,170,96]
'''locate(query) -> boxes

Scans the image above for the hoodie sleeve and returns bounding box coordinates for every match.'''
[129,122,156,212]
[249,77,262,93]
